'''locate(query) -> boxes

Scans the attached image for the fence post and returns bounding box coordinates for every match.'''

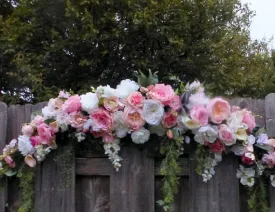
[0,103,7,211]
[265,93,275,212]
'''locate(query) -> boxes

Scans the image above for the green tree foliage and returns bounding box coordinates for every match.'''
[0,0,274,104]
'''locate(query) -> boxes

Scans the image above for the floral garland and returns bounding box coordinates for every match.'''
[1,72,275,211]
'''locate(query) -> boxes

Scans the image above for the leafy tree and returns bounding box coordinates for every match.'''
[0,0,274,104]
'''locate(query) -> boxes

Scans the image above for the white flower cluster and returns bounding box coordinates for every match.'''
[236,165,255,187]
[104,141,122,171]
[34,146,51,162]
[201,153,222,182]
[75,132,86,142]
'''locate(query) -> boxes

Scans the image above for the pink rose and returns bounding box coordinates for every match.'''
[69,112,87,130]
[22,125,34,137]
[62,95,81,113]
[162,111,178,128]
[90,109,113,132]
[218,124,236,146]
[168,95,182,111]
[4,156,15,168]
[242,110,256,132]
[31,115,44,127]
[241,152,255,165]
[190,105,208,126]
[104,97,122,112]
[37,123,54,145]
[127,92,144,108]
[207,98,230,124]
[30,136,42,147]
[123,108,145,130]
[147,84,175,105]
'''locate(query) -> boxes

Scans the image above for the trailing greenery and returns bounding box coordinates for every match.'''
[247,177,270,212]
[158,133,183,212]
[17,165,35,212]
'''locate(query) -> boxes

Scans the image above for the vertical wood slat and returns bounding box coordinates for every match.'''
[265,93,275,212]
[110,144,154,212]
[0,103,7,211]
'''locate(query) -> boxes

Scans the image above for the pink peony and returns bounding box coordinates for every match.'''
[31,115,44,127]
[22,125,34,137]
[123,108,145,130]
[62,95,81,113]
[162,111,178,128]
[190,105,208,126]
[207,98,231,124]
[4,156,15,168]
[218,124,236,146]
[104,96,122,112]
[147,84,175,105]
[242,110,256,132]
[262,152,275,168]
[69,112,87,130]
[37,123,54,145]
[90,109,113,132]
[127,92,144,108]
[30,136,42,147]
[168,95,182,111]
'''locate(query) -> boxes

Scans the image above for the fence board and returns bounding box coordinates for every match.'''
[0,103,7,211]
[110,144,154,212]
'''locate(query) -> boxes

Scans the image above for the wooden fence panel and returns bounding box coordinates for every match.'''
[0,103,7,212]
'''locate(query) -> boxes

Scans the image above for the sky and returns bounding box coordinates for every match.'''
[241,0,275,47]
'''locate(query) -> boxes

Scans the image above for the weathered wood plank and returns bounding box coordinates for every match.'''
[110,144,154,212]
[265,94,275,212]
[189,155,240,212]
[76,176,110,212]
[6,103,47,212]
[0,103,7,211]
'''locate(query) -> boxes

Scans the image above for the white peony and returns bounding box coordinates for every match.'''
[131,127,150,144]
[96,85,117,98]
[80,92,99,112]
[142,99,164,126]
[115,79,139,98]
[194,126,218,144]
[18,135,34,156]
[112,111,129,138]
[42,98,58,118]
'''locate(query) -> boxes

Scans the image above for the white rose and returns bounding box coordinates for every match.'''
[131,127,150,144]
[18,135,34,156]
[142,99,164,126]
[80,92,99,112]
[116,79,139,98]
[194,126,218,144]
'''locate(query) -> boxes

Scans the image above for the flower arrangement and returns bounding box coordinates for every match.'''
[0,72,274,211]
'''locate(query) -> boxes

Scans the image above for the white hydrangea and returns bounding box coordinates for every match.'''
[96,85,116,98]
[113,111,129,138]
[142,99,164,126]
[80,92,99,112]
[194,126,218,145]
[115,79,139,98]
[75,132,86,142]
[131,127,150,144]
[18,135,34,156]
[236,165,255,187]
[56,112,70,131]
[104,140,122,171]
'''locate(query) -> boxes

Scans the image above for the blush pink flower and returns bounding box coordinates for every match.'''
[123,108,145,130]
[37,123,54,145]
[22,125,34,137]
[104,96,122,112]
[190,105,208,126]
[168,95,182,111]
[62,95,81,113]
[30,136,42,147]
[90,109,113,132]
[127,92,144,108]
[31,115,44,127]
[218,124,236,146]
[102,133,116,143]
[207,98,231,124]
[69,112,87,130]
[49,121,59,133]
[147,84,175,105]
[242,110,256,132]
[262,152,275,168]
[162,111,178,128]
[4,156,15,168]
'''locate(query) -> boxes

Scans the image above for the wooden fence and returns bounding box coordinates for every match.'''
[0,94,275,212]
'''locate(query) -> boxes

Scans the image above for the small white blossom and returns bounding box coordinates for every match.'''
[18,135,34,156]
[104,141,122,171]
[3,139,17,154]
[34,145,51,162]
[75,132,86,142]
[131,127,150,144]
[80,92,99,112]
